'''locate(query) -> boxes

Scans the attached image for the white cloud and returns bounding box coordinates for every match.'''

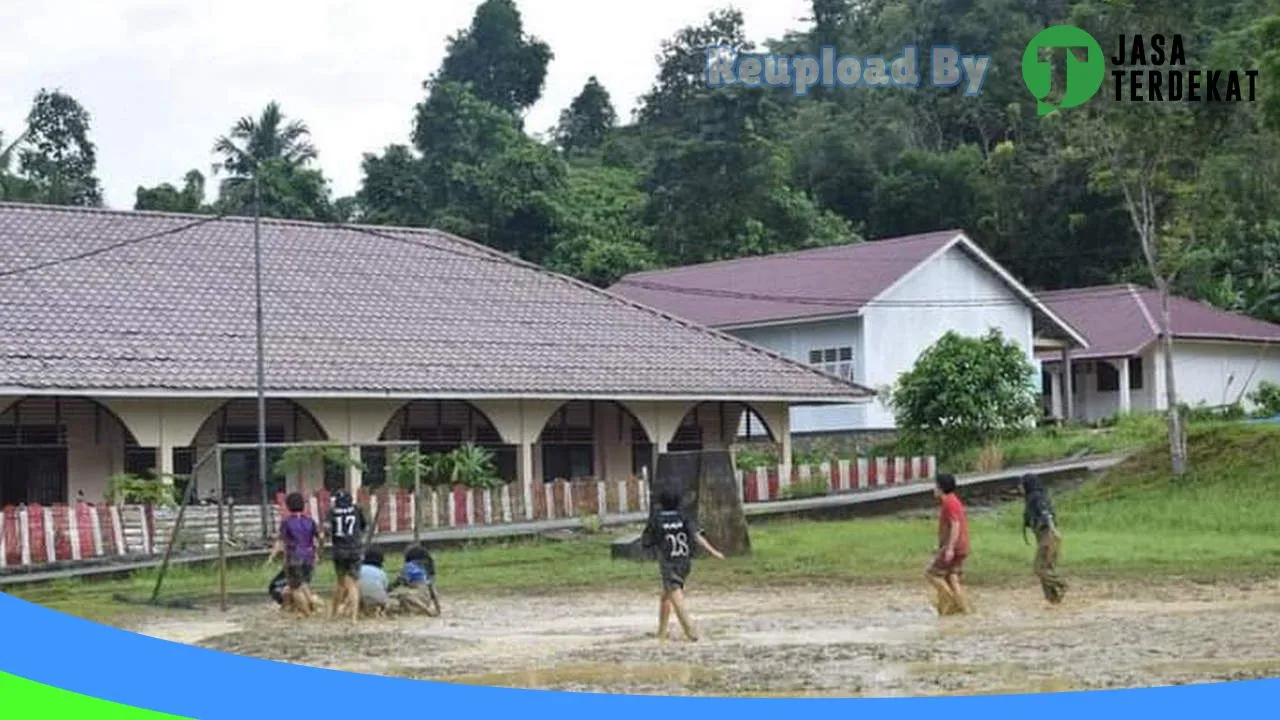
[2,0,810,209]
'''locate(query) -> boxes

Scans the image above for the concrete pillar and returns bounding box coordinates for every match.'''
[1153,348,1168,410]
[1116,357,1132,416]
[1049,368,1063,420]
[518,442,535,520]
[1061,347,1075,421]
[347,444,362,495]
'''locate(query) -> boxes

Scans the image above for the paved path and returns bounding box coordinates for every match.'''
[0,453,1126,588]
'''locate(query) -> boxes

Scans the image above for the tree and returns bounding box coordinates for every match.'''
[637,8,754,128]
[213,101,316,176]
[435,0,553,116]
[555,77,617,155]
[210,102,334,220]
[360,81,565,261]
[1068,0,1238,476]
[0,129,37,202]
[135,170,207,213]
[16,90,103,206]
[545,163,657,286]
[890,329,1039,457]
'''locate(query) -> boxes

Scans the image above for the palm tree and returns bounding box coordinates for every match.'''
[212,102,317,177]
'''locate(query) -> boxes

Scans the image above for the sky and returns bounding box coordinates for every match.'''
[0,0,813,210]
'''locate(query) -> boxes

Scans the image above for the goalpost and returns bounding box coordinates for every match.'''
[146,439,421,610]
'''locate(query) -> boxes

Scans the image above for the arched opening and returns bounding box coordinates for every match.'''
[670,402,776,453]
[535,400,654,483]
[0,397,144,506]
[377,400,516,485]
[185,399,331,504]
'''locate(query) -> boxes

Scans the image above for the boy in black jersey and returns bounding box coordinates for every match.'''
[641,489,724,642]
[324,490,368,622]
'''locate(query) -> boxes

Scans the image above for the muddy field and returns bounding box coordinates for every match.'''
[127,579,1280,696]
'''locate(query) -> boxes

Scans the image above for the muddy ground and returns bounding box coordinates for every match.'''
[124,578,1280,697]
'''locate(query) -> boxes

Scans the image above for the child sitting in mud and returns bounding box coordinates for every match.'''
[641,488,725,642]
[1022,474,1067,604]
[387,544,440,616]
[356,548,392,617]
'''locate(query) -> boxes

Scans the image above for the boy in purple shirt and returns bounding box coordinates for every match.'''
[268,492,321,617]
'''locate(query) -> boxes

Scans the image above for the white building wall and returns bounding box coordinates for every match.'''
[860,245,1036,429]
[730,317,866,433]
[1170,340,1280,412]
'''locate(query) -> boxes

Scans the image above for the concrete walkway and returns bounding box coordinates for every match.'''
[0,453,1127,588]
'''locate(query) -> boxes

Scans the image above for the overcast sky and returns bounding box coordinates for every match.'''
[0,0,812,209]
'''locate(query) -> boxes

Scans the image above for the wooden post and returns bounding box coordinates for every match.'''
[413,455,422,543]
[217,498,227,613]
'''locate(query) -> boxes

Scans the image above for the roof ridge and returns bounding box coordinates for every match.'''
[426,229,875,396]
[618,228,962,281]
[1128,285,1161,338]
[0,201,452,240]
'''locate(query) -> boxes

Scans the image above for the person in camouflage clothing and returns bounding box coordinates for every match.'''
[1022,475,1066,604]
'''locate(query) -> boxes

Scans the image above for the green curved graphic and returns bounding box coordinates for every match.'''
[0,671,191,719]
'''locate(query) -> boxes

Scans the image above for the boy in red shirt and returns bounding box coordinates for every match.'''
[926,473,970,616]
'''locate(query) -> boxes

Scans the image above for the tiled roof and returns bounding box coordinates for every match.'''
[0,203,872,401]
[1037,284,1280,360]
[610,230,960,327]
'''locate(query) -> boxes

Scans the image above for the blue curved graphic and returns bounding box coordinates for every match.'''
[0,592,1275,719]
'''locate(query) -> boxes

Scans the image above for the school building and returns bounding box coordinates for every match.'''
[0,203,872,510]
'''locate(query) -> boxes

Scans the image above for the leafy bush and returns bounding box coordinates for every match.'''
[271,445,365,480]
[734,447,777,470]
[780,479,830,500]
[391,444,504,490]
[1179,402,1245,423]
[890,329,1038,457]
[1248,381,1280,417]
[105,473,176,507]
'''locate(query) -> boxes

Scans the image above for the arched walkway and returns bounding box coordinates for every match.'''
[185,399,332,504]
[378,400,516,484]
[669,402,777,452]
[535,400,654,483]
[0,397,144,506]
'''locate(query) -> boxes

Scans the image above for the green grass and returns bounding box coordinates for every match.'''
[12,423,1280,624]
[943,413,1172,472]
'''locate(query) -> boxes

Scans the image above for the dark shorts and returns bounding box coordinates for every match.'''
[927,550,967,578]
[333,552,361,579]
[285,562,313,589]
[659,560,691,592]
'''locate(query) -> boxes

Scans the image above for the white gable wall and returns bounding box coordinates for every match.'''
[1170,340,1280,412]
[730,317,867,432]
[860,243,1036,429]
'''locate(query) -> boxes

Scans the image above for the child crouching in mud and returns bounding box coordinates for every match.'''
[641,489,725,642]
[1022,474,1067,604]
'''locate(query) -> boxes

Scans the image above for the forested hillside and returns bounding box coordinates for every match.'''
[3,0,1277,321]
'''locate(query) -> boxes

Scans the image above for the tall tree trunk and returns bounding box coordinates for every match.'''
[1155,278,1188,476]
[1127,171,1188,476]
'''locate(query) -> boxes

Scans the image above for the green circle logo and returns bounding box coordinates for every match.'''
[1022,25,1105,115]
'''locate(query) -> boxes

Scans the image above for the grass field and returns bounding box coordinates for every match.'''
[13,422,1280,626]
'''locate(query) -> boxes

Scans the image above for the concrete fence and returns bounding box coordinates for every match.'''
[0,455,933,571]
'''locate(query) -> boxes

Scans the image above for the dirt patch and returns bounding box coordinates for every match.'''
[131,578,1280,696]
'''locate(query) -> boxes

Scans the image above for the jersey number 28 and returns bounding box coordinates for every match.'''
[664,532,689,558]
